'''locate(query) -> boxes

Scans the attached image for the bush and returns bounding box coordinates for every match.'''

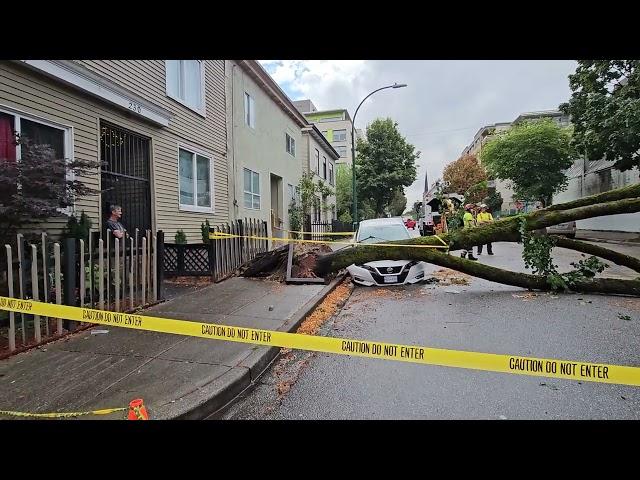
[63,210,92,242]
[201,219,211,244]
[175,229,187,244]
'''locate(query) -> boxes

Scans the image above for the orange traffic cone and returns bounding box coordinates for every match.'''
[127,398,149,420]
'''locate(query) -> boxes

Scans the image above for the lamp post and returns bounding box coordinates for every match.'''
[351,83,407,227]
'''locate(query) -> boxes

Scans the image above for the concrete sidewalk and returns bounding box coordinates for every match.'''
[0,276,341,420]
[576,229,640,245]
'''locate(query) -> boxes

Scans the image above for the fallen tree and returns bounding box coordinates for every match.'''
[315,184,640,296]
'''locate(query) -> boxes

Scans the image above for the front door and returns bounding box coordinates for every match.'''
[270,174,283,238]
[100,121,151,237]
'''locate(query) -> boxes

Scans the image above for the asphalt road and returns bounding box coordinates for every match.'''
[221,240,640,419]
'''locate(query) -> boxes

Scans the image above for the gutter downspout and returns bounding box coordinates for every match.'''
[231,62,238,213]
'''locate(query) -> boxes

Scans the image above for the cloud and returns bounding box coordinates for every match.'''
[260,60,578,206]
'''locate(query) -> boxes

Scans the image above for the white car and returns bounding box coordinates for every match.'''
[347,218,429,287]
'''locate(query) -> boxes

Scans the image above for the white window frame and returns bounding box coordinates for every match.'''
[335,145,347,158]
[243,168,261,210]
[177,144,215,213]
[333,129,347,141]
[314,148,320,175]
[329,161,335,186]
[165,60,206,116]
[322,156,327,180]
[0,103,74,215]
[286,133,296,157]
[244,92,255,129]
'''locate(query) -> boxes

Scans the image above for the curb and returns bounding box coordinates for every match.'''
[578,237,640,247]
[170,271,348,420]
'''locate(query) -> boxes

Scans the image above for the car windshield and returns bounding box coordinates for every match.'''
[356,224,410,244]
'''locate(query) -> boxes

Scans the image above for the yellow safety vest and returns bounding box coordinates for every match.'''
[477,212,493,223]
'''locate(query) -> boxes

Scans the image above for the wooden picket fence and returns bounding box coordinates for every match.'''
[1,229,164,354]
[210,218,268,282]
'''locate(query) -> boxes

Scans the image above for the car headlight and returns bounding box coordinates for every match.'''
[403,261,418,271]
[362,265,376,272]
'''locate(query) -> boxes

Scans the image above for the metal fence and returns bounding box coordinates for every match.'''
[304,217,354,241]
[1,229,164,354]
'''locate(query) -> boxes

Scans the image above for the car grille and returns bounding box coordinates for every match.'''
[370,270,410,285]
[375,265,403,274]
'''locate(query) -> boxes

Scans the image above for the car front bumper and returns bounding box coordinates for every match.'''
[347,263,427,286]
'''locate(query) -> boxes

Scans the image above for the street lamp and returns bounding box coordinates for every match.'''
[351,83,407,227]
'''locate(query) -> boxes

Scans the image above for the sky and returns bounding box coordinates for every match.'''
[259,60,578,208]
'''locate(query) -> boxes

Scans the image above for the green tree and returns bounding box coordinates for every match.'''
[464,181,488,204]
[335,165,353,221]
[560,60,640,171]
[387,188,407,216]
[483,190,503,213]
[413,201,423,218]
[480,119,574,207]
[356,118,419,217]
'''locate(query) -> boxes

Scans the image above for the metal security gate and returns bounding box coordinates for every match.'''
[100,121,151,235]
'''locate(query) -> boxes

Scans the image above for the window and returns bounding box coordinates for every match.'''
[179,147,212,212]
[166,60,204,113]
[317,116,343,123]
[322,156,327,180]
[333,129,347,142]
[1,108,73,214]
[335,145,347,157]
[288,183,295,204]
[328,162,334,186]
[314,148,320,174]
[286,133,296,156]
[244,168,260,209]
[244,92,255,128]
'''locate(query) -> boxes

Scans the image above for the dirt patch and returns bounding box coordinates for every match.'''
[290,244,333,279]
[433,268,471,286]
[608,298,640,313]
[296,280,353,336]
[512,292,539,301]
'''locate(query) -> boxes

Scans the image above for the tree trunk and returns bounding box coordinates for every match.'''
[241,245,289,277]
[314,185,640,296]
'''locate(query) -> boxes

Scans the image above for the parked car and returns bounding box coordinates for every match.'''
[546,221,576,238]
[347,218,429,287]
[404,218,416,229]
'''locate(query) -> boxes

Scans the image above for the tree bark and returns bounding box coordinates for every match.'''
[542,183,640,212]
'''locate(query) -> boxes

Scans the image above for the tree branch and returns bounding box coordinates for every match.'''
[552,236,640,274]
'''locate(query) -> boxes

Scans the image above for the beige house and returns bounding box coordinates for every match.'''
[0,60,228,242]
[301,125,339,222]
[226,61,309,239]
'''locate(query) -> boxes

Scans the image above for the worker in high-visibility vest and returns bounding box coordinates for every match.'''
[476,203,494,255]
[460,203,478,260]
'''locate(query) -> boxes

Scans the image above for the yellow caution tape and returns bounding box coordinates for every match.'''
[284,230,355,236]
[0,407,127,418]
[1,296,638,387]
[210,232,449,249]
